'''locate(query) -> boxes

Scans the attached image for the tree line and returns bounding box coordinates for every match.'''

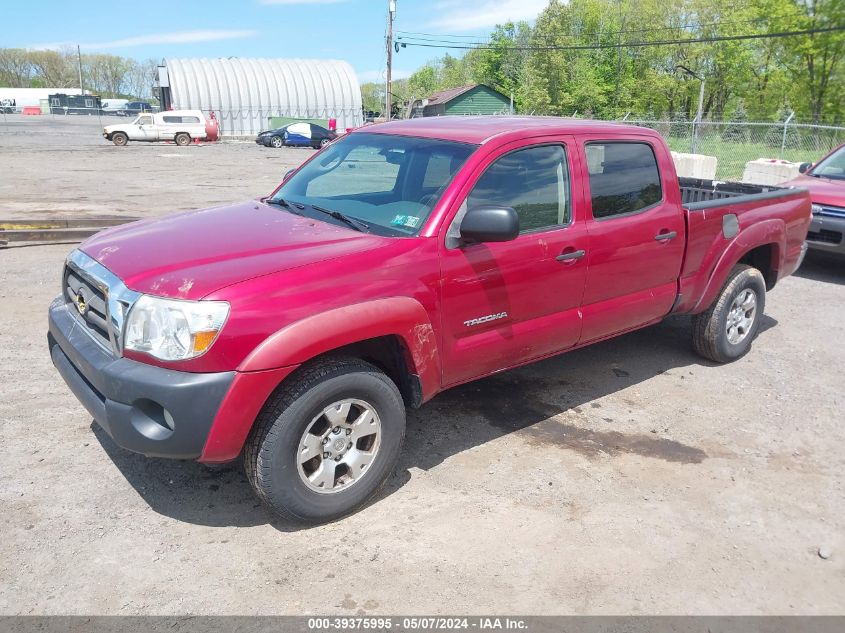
[365,0,844,124]
[0,48,158,100]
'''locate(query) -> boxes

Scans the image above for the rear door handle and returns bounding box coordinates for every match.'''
[556,249,586,262]
[655,231,677,241]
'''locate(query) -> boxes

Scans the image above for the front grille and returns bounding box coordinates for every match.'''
[807,229,842,245]
[817,205,845,219]
[64,265,112,348]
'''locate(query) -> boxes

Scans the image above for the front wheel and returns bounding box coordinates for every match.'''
[691,264,766,363]
[270,135,283,148]
[112,132,128,146]
[244,358,406,523]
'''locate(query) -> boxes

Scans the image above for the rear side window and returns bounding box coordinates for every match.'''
[163,115,200,123]
[586,142,662,219]
[468,145,572,233]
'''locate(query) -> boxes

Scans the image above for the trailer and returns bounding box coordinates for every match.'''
[48,93,102,116]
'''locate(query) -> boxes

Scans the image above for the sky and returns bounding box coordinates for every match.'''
[4,0,549,84]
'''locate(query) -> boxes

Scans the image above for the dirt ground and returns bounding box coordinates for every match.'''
[1,114,844,615]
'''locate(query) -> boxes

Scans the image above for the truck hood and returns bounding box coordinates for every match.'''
[80,200,389,299]
[782,174,845,208]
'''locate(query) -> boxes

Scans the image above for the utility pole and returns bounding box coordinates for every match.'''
[385,0,396,120]
[77,45,84,94]
[692,76,705,154]
[675,65,705,154]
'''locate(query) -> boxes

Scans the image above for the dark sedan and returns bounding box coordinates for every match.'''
[117,101,153,116]
[255,122,337,149]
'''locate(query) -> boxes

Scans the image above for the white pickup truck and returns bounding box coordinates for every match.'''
[103,110,211,146]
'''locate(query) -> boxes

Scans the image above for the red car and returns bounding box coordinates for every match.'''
[48,117,811,522]
[782,143,845,256]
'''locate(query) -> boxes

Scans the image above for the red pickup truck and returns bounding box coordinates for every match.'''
[49,117,810,522]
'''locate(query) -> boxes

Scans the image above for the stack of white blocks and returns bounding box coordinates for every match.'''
[741,159,802,186]
[671,152,718,180]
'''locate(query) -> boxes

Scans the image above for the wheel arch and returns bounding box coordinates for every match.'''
[238,297,441,404]
[200,298,439,464]
[689,219,784,314]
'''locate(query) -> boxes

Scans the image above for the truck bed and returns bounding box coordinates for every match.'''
[675,176,811,315]
[680,177,789,208]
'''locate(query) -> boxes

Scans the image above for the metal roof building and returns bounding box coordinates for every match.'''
[159,58,363,136]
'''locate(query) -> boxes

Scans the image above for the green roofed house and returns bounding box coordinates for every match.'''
[409,84,512,118]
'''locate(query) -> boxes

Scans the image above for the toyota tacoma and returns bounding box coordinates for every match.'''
[49,117,811,523]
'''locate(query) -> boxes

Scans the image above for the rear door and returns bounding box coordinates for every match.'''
[577,138,685,342]
[438,137,589,386]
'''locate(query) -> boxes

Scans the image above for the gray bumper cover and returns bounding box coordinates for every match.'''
[48,297,235,459]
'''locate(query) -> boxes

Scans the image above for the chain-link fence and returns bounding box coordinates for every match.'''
[621,117,845,181]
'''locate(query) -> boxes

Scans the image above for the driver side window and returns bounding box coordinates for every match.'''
[467,145,571,233]
[138,115,152,125]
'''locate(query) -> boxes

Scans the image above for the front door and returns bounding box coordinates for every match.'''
[439,138,589,387]
[578,139,686,342]
[131,114,157,141]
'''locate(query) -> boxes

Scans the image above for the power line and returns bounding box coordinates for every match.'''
[396,18,768,45]
[395,25,845,52]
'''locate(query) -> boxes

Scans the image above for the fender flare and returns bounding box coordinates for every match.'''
[692,218,784,313]
[238,296,442,401]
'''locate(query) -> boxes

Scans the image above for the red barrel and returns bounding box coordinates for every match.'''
[328,118,337,131]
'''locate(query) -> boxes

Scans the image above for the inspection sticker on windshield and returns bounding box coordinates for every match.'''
[391,215,421,229]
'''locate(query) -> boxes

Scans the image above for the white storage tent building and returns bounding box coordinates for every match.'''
[160,58,363,136]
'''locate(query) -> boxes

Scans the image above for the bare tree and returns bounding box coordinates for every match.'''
[0,48,33,87]
[27,49,77,88]
[84,54,131,96]
[125,58,159,99]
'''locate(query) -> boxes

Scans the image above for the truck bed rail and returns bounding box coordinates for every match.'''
[680,177,804,211]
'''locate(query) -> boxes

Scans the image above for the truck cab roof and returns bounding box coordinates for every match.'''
[361,115,657,145]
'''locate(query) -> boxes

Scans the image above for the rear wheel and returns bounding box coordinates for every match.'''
[319,137,331,148]
[111,132,128,146]
[691,264,766,363]
[270,135,284,148]
[175,132,191,146]
[244,357,406,523]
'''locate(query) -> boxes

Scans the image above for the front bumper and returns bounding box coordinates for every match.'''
[48,296,235,459]
[807,214,845,255]
[255,136,271,146]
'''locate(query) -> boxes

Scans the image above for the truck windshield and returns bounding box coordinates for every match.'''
[810,145,845,180]
[271,133,476,236]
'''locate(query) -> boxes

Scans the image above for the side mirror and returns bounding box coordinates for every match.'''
[798,162,812,174]
[460,207,519,244]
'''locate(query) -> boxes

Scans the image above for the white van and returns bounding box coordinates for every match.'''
[100,99,128,114]
[103,110,209,146]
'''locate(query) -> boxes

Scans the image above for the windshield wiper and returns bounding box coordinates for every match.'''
[263,197,304,215]
[309,204,370,233]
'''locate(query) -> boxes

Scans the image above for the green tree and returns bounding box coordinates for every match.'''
[722,100,750,141]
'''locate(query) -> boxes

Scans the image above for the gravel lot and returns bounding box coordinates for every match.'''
[1,114,843,615]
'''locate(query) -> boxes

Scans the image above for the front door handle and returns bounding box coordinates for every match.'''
[655,231,677,241]
[556,249,586,262]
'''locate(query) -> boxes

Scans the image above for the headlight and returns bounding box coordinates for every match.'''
[124,295,229,361]
[811,204,822,215]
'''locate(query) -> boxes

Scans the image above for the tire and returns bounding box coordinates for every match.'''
[244,357,406,523]
[175,133,191,146]
[319,137,330,148]
[270,135,284,148]
[112,132,128,146]
[691,264,766,363]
